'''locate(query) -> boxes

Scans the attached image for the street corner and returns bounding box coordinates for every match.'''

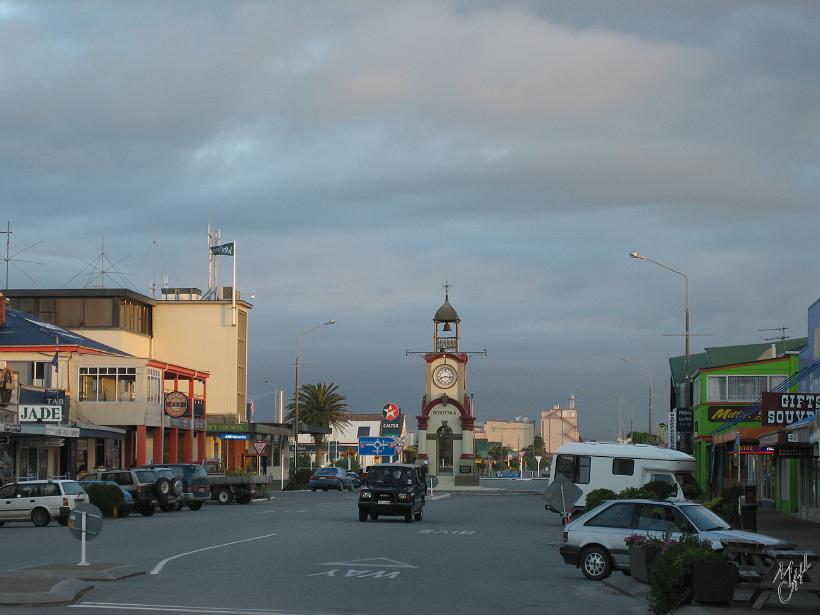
[0,574,94,607]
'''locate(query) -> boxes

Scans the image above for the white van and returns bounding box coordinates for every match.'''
[547,442,698,514]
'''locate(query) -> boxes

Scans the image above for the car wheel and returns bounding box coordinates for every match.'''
[160,503,176,512]
[188,502,203,511]
[175,501,183,511]
[581,546,613,581]
[31,508,51,527]
[0,521,5,527]
[56,516,69,526]
[217,487,233,505]
[370,512,378,520]
[139,504,155,516]
[414,508,424,522]
[358,509,368,522]
[337,480,343,491]
[236,494,252,505]
[310,487,316,492]
[119,507,131,518]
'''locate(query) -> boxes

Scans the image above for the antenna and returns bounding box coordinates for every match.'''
[1,221,44,290]
[63,233,134,289]
[759,327,790,342]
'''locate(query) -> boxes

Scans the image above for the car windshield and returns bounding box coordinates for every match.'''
[314,469,337,476]
[680,504,731,531]
[61,481,86,495]
[365,467,413,486]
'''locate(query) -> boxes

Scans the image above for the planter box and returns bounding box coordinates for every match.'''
[629,544,660,583]
[691,560,737,604]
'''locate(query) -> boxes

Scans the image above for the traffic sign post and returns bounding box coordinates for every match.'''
[535,455,543,478]
[67,503,103,566]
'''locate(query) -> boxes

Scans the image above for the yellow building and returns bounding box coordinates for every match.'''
[483,419,535,453]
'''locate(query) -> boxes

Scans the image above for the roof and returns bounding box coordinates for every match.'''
[0,309,129,356]
[668,338,808,384]
[554,441,695,462]
[434,295,460,323]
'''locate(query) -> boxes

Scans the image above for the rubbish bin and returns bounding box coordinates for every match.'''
[740,502,758,532]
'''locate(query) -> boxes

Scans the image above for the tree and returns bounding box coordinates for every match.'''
[286,382,350,467]
[402,445,418,464]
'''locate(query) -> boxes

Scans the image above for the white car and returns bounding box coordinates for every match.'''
[0,480,87,527]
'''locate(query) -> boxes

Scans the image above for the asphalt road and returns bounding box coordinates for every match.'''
[1,491,648,615]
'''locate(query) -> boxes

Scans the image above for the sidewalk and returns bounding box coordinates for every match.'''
[603,508,820,614]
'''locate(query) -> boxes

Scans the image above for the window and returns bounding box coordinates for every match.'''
[585,503,635,528]
[613,458,634,476]
[84,298,114,327]
[555,454,591,484]
[79,366,137,402]
[147,368,162,404]
[637,504,692,533]
[0,484,15,498]
[40,483,60,497]
[650,473,674,484]
[357,426,371,438]
[706,375,789,402]
[56,298,83,327]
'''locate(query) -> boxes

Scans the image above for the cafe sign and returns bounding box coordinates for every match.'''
[19,405,63,423]
[164,391,190,418]
[762,392,819,426]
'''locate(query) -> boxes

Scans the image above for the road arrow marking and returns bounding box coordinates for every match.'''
[319,557,417,569]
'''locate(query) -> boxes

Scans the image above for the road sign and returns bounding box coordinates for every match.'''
[358,436,397,456]
[68,503,103,541]
[252,440,267,455]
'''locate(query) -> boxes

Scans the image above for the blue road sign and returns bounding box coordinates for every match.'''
[358,436,397,456]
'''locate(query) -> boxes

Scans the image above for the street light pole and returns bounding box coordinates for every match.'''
[623,357,653,436]
[293,320,336,472]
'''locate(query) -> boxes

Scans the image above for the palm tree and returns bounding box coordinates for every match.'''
[286,382,350,466]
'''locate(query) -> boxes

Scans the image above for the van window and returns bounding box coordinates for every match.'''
[650,473,674,484]
[585,502,635,528]
[612,458,634,476]
[555,455,591,484]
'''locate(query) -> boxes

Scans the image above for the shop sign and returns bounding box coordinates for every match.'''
[19,405,63,423]
[0,423,21,433]
[221,433,249,440]
[762,392,819,426]
[707,406,759,422]
[676,408,694,432]
[774,444,814,459]
[164,391,189,418]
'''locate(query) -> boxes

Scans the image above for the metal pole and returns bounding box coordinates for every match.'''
[294,336,300,473]
[79,512,89,566]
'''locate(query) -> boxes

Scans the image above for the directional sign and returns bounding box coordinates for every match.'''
[358,436,397,456]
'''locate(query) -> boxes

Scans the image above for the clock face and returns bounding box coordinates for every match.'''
[433,364,457,389]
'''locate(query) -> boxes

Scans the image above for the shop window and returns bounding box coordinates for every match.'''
[707,375,789,402]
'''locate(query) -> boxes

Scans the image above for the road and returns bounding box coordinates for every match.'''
[2,491,648,615]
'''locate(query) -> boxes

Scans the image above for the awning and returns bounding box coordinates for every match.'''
[74,422,127,440]
[19,424,79,438]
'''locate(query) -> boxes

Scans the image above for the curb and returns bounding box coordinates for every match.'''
[0,577,93,607]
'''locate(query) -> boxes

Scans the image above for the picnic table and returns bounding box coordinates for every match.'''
[722,542,820,609]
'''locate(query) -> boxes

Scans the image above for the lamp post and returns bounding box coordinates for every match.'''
[622,357,653,436]
[293,320,336,472]
[628,251,690,383]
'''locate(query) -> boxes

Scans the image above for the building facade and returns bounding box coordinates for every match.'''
[540,394,581,456]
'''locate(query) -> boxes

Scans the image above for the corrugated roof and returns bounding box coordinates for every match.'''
[0,309,129,356]
[668,338,807,384]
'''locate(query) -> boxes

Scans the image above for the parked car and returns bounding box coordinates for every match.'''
[78,480,135,517]
[547,442,698,515]
[358,463,426,523]
[134,466,184,511]
[346,471,361,489]
[559,498,796,581]
[0,479,87,527]
[142,464,210,510]
[79,468,167,516]
[309,467,355,492]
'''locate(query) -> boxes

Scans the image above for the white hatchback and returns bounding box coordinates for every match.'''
[0,480,87,527]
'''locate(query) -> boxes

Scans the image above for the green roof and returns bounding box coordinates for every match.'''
[668,338,807,384]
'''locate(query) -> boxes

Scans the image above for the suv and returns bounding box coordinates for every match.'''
[358,464,426,523]
[560,498,796,581]
[79,468,175,516]
[0,479,87,527]
[143,464,209,511]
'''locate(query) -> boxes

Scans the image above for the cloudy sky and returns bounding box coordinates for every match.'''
[2,1,819,439]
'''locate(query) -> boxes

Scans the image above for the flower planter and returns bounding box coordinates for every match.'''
[691,560,737,604]
[629,544,660,583]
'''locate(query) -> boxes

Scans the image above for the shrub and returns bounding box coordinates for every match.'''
[83,484,125,517]
[586,488,617,511]
[648,534,728,614]
[618,486,650,499]
[284,468,313,491]
[643,480,678,501]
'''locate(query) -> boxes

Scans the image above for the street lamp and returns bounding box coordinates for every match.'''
[623,357,653,436]
[628,251,690,383]
[294,319,336,471]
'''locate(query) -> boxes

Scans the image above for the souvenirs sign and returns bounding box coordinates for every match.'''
[762,392,819,426]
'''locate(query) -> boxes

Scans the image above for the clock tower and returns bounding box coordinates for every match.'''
[416,287,478,488]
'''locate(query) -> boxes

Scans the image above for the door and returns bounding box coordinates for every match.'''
[0,483,17,521]
[582,502,637,568]
[12,483,39,521]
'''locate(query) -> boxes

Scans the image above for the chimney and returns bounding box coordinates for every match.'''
[0,293,6,328]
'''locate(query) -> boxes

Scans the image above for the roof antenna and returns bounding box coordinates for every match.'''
[1,221,44,291]
[759,327,790,343]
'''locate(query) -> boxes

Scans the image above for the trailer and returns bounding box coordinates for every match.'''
[203,459,272,504]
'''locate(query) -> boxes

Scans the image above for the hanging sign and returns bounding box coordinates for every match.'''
[761,392,819,426]
[164,391,189,418]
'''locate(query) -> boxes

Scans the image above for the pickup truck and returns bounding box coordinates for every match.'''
[203,459,272,505]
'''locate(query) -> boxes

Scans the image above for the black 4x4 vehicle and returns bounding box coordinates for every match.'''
[358,464,426,523]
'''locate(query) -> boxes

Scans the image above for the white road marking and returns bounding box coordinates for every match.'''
[319,557,417,568]
[308,569,400,579]
[149,534,277,575]
[70,602,328,615]
[417,529,476,535]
